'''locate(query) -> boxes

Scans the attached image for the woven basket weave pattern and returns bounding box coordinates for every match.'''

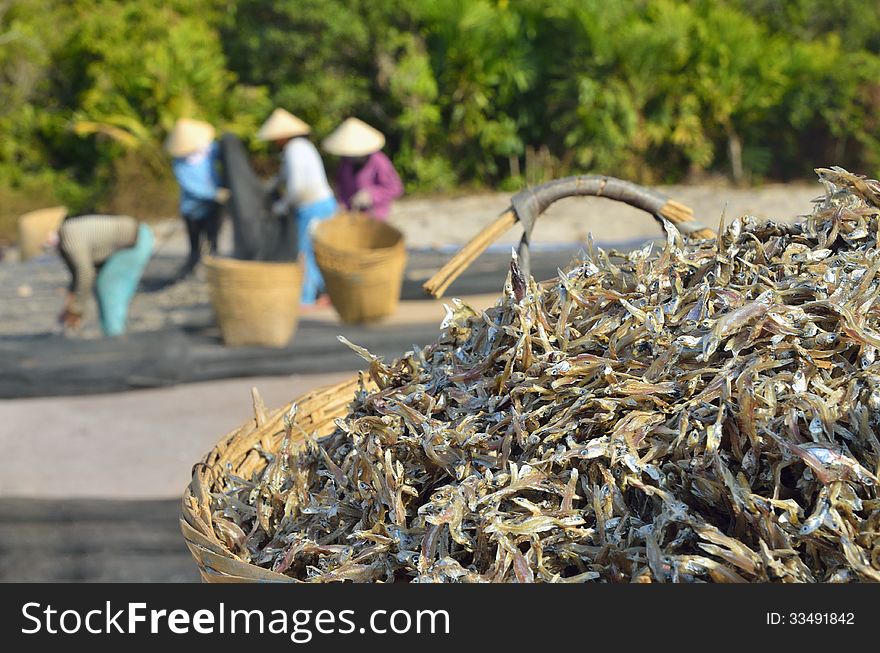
[181,377,361,582]
[204,256,303,348]
[313,213,407,324]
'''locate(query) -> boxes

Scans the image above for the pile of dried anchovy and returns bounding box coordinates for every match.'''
[212,167,880,582]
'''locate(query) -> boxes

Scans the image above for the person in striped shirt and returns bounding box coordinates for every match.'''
[55,213,154,336]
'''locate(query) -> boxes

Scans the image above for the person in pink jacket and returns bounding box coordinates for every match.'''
[323,118,403,220]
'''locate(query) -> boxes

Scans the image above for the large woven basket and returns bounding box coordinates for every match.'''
[203,256,303,348]
[182,176,708,582]
[17,206,67,260]
[312,212,407,324]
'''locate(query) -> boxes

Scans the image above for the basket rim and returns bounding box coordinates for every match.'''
[180,376,363,582]
[312,213,405,256]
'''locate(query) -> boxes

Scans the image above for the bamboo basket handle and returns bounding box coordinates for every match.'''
[423,175,715,298]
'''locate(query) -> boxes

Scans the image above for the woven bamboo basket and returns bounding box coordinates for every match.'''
[182,378,361,582]
[312,212,407,324]
[204,256,303,348]
[181,176,711,582]
[17,206,67,260]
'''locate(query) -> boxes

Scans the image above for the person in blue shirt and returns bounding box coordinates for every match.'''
[166,118,229,279]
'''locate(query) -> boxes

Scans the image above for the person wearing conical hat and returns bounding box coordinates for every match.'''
[258,108,338,306]
[52,213,154,336]
[166,118,228,280]
[323,118,403,221]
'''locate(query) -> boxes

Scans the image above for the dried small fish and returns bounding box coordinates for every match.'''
[210,167,880,583]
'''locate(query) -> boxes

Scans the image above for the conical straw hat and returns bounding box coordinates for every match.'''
[165,118,216,157]
[322,118,385,157]
[256,108,311,141]
[18,206,67,260]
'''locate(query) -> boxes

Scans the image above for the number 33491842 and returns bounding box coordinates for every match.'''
[767,613,855,625]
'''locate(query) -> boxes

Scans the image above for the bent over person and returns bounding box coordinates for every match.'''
[56,214,154,336]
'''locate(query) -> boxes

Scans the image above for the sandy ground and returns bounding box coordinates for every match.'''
[153,180,822,252]
[386,181,820,249]
[0,371,353,499]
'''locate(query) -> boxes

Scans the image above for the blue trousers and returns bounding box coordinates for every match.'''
[297,197,338,304]
[95,224,154,336]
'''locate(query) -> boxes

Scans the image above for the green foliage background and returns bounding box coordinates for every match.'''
[2,0,880,234]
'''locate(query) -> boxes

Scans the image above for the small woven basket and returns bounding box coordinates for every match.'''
[312,212,407,324]
[181,377,361,582]
[17,206,67,260]
[203,256,303,348]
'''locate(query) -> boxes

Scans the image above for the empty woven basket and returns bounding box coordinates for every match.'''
[312,213,407,324]
[204,256,303,347]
